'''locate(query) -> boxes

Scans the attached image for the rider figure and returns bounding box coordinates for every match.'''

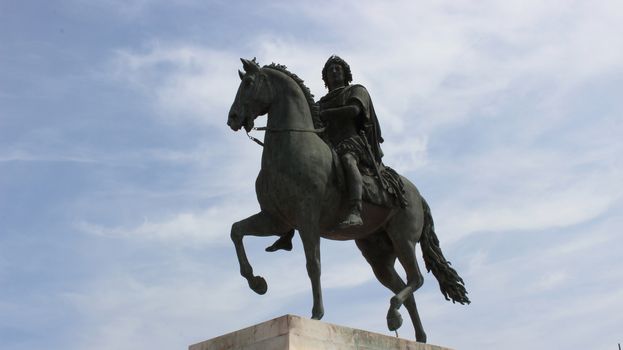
[319,55,384,229]
[265,55,385,251]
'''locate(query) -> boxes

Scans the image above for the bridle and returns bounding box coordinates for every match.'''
[246,126,326,147]
[240,67,325,147]
[245,126,326,147]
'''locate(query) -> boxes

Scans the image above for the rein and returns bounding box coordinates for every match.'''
[246,126,326,147]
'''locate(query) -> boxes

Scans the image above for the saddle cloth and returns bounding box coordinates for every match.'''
[331,148,408,208]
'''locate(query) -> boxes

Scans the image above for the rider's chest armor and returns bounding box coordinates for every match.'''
[320,90,360,146]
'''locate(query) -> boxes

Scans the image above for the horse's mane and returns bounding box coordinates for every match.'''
[263,63,323,130]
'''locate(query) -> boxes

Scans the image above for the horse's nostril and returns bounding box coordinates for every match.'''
[228,110,236,126]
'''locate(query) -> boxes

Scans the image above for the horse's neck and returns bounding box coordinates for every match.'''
[265,74,315,130]
[261,73,326,168]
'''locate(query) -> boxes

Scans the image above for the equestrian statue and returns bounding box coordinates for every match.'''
[227,56,469,343]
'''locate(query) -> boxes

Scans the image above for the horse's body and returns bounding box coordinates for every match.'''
[227,59,469,342]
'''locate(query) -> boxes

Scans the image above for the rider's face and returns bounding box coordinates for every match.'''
[326,63,345,90]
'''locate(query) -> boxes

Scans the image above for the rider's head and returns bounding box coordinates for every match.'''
[322,55,353,90]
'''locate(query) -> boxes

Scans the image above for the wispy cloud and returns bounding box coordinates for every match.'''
[63,262,262,350]
[75,198,260,246]
[111,44,240,126]
[62,0,156,19]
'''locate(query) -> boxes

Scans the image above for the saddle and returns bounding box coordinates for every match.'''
[330,148,408,208]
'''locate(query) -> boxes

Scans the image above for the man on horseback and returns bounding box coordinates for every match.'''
[265,55,386,252]
[318,55,385,228]
[231,58,470,341]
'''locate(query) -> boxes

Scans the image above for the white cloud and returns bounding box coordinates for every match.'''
[75,199,261,245]
[112,44,241,126]
[63,0,158,19]
[380,136,429,173]
[0,149,100,163]
[61,231,381,350]
[426,209,623,349]
[63,264,269,350]
[285,0,623,135]
[428,130,623,242]
[439,181,620,243]
[532,270,568,292]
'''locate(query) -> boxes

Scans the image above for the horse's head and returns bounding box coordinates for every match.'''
[228,58,272,132]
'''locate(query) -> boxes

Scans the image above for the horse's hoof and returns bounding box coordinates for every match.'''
[249,276,268,295]
[416,333,427,343]
[311,307,324,320]
[387,309,403,331]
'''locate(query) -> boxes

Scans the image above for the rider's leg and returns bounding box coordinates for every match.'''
[338,152,363,227]
[265,229,295,252]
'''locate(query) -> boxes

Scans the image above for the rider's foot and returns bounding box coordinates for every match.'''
[335,200,363,229]
[336,213,363,229]
[265,229,294,252]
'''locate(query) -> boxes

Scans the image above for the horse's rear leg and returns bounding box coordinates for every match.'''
[231,211,290,295]
[356,234,427,342]
[389,241,426,343]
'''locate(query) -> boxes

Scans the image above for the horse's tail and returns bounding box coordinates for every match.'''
[419,197,470,305]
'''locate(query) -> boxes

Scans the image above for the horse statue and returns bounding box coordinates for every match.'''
[227,58,469,343]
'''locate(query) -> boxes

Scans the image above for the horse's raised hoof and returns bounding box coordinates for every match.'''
[248,276,268,295]
[387,309,403,331]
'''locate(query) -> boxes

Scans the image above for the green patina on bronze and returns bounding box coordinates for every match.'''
[227,56,469,343]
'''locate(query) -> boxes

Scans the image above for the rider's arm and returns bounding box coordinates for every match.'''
[320,103,361,121]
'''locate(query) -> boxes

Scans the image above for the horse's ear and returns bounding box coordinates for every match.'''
[241,58,259,74]
[238,69,245,80]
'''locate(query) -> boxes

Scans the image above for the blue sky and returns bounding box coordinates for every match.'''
[1,1,622,349]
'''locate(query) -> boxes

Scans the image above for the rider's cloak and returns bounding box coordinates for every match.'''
[319,84,384,165]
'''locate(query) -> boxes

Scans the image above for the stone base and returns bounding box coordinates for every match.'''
[190,314,452,350]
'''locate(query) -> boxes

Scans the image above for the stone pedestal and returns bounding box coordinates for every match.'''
[190,314,452,350]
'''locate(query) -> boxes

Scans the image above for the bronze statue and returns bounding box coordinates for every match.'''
[227,57,469,343]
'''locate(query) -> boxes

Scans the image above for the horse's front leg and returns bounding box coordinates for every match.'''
[298,221,324,320]
[231,211,290,295]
